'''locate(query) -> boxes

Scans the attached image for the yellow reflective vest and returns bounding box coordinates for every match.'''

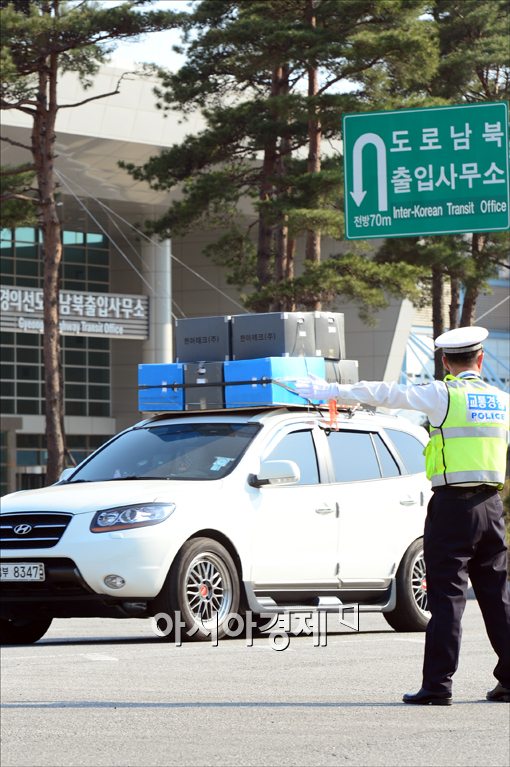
[425,374,509,488]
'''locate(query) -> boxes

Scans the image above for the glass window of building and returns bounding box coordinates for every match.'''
[1,332,111,417]
[1,226,112,420]
[11,434,112,492]
[1,227,109,291]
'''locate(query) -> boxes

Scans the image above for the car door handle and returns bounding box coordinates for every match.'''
[315,505,335,514]
[400,498,417,506]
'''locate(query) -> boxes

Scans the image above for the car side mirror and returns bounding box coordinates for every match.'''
[58,467,75,483]
[248,459,301,488]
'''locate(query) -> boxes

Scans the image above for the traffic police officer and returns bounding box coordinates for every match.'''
[294,326,510,705]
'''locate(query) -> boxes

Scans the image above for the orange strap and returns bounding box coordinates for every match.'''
[328,398,339,429]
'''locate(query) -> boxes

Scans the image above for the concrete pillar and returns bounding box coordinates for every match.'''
[141,238,173,363]
[383,298,414,381]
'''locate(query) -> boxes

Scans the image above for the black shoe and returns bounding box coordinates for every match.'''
[403,688,452,706]
[486,683,510,702]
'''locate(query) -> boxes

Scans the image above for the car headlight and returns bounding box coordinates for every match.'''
[90,502,175,533]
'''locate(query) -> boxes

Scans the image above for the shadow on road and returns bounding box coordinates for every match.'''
[11,627,398,648]
[0,699,486,709]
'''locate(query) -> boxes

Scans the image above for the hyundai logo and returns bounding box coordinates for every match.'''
[13,524,32,535]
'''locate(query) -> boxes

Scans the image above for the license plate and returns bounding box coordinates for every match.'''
[0,563,45,582]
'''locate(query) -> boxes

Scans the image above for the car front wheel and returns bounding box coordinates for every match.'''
[164,537,241,641]
[0,616,53,645]
[384,538,429,632]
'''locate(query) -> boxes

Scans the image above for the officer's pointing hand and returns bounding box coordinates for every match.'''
[294,374,334,401]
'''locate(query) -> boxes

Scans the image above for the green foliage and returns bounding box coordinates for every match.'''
[375,0,510,332]
[376,234,477,281]
[245,252,427,318]
[126,0,440,312]
[0,0,186,483]
[431,0,510,101]
[1,1,185,93]
[204,227,258,294]
[0,165,37,227]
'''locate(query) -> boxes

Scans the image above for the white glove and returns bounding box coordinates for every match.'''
[294,374,335,401]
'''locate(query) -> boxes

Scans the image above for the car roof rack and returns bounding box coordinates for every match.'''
[137,402,378,424]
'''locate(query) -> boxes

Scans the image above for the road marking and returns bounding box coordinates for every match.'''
[2,651,119,662]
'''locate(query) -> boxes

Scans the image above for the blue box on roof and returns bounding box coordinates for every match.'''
[224,357,326,408]
[138,363,184,411]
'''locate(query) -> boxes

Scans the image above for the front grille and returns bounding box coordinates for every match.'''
[0,513,72,549]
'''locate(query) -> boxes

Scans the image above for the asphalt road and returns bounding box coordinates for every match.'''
[1,601,509,767]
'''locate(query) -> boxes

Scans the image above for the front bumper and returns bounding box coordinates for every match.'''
[0,510,181,601]
[0,557,154,620]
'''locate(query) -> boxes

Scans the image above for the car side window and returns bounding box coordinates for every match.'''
[385,429,426,475]
[327,430,381,482]
[265,430,319,485]
[373,433,401,478]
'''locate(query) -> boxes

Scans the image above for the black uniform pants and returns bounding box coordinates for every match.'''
[422,485,510,694]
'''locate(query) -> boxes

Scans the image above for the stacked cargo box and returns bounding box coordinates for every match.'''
[138,311,358,411]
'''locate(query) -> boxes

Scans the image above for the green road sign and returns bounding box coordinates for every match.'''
[343,102,509,240]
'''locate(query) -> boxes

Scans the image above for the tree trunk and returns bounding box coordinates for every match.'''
[432,264,445,380]
[274,66,291,310]
[460,233,486,326]
[449,275,460,329]
[287,237,296,311]
[305,0,321,310]
[33,51,65,484]
[256,65,282,299]
[274,214,289,310]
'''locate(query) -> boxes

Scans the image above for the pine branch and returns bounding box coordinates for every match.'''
[0,135,33,152]
[58,72,138,109]
[0,98,37,115]
[0,191,37,203]
[0,163,36,176]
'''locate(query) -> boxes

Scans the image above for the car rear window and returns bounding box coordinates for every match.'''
[384,429,426,475]
[68,422,261,482]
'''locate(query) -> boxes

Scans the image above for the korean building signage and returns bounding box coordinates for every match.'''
[0,286,149,340]
[343,102,509,239]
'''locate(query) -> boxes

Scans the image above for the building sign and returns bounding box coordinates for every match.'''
[0,286,149,340]
[343,101,510,239]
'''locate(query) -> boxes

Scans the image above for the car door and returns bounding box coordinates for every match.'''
[249,425,340,587]
[320,427,420,583]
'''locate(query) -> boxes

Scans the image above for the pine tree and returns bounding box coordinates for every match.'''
[374,0,510,378]
[432,0,510,328]
[0,0,184,483]
[124,0,436,313]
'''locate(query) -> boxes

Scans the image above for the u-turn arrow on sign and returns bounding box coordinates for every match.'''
[342,102,510,240]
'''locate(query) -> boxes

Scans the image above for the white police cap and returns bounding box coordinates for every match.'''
[434,326,488,354]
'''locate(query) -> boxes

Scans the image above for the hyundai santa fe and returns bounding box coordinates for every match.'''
[0,406,431,644]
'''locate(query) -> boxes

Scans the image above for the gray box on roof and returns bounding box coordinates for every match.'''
[231,312,315,359]
[313,312,345,359]
[184,362,224,411]
[175,315,232,362]
[325,359,359,385]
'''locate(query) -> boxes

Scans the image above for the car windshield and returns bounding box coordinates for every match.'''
[68,422,261,482]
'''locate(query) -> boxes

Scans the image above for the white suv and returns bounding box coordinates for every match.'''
[0,406,430,644]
